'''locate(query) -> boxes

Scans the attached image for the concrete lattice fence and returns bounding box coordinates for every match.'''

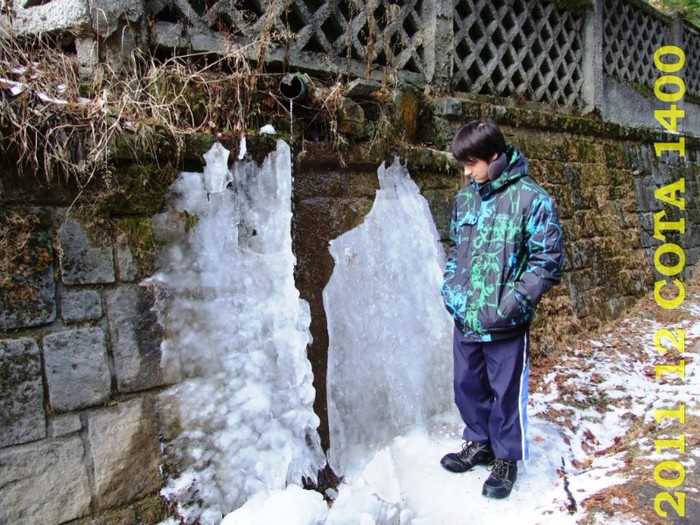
[603,0,700,98]
[451,0,586,106]
[3,0,700,128]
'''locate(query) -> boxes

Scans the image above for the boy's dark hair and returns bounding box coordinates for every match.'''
[451,119,507,163]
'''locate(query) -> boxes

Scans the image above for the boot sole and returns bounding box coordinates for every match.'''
[482,484,512,499]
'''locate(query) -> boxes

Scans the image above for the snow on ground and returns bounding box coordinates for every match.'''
[221,282,699,525]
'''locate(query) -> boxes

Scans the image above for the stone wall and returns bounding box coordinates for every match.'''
[0,195,173,522]
[1,90,699,522]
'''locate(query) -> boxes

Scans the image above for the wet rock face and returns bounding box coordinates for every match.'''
[292,160,379,450]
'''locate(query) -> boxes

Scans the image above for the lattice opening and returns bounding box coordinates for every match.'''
[502,48,515,68]
[556,64,567,79]
[239,0,264,19]
[376,49,388,67]
[388,33,402,57]
[492,67,505,89]
[480,5,495,26]
[357,22,370,47]
[403,13,419,37]
[503,11,517,32]
[213,13,234,33]
[456,0,472,21]
[513,33,525,50]
[456,40,470,61]
[374,3,387,25]
[479,45,494,65]
[556,30,568,48]
[492,28,506,47]
[190,0,208,17]
[685,28,700,97]
[540,24,552,44]
[285,4,307,33]
[404,57,420,73]
[531,4,543,21]
[467,62,481,83]
[337,1,353,22]
[532,38,543,57]
[511,69,525,91]
[302,34,326,53]
[513,0,527,17]
[321,16,344,45]
[531,73,543,92]
[302,0,323,15]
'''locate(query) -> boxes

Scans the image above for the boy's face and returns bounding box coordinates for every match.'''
[463,153,498,184]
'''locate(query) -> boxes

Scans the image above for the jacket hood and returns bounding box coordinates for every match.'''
[473,145,529,199]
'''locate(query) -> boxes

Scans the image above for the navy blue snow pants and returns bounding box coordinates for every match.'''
[452,326,531,461]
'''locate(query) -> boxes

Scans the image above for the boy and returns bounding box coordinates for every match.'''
[440,119,564,499]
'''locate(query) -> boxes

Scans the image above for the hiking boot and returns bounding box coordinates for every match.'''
[482,458,518,499]
[440,441,495,473]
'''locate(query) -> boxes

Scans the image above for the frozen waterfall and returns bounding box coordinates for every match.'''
[323,157,454,476]
[150,140,325,524]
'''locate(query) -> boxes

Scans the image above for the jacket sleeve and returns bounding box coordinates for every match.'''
[514,195,564,308]
[443,200,459,282]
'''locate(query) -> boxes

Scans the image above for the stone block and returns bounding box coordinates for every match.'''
[0,229,56,330]
[106,285,175,392]
[87,399,162,510]
[345,78,382,98]
[61,289,103,323]
[433,97,463,116]
[49,413,83,437]
[116,234,139,282]
[337,97,368,139]
[6,0,91,36]
[0,437,91,524]
[151,21,187,49]
[43,328,111,412]
[0,338,46,447]
[59,216,115,285]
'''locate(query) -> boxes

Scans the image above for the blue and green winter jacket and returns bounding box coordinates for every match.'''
[441,145,564,342]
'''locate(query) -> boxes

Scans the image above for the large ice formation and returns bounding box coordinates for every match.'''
[323,157,454,476]
[151,140,325,524]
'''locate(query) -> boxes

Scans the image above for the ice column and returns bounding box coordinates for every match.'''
[151,140,325,524]
[324,157,454,476]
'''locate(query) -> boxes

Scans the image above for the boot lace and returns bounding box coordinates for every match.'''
[459,441,486,459]
[489,458,514,480]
